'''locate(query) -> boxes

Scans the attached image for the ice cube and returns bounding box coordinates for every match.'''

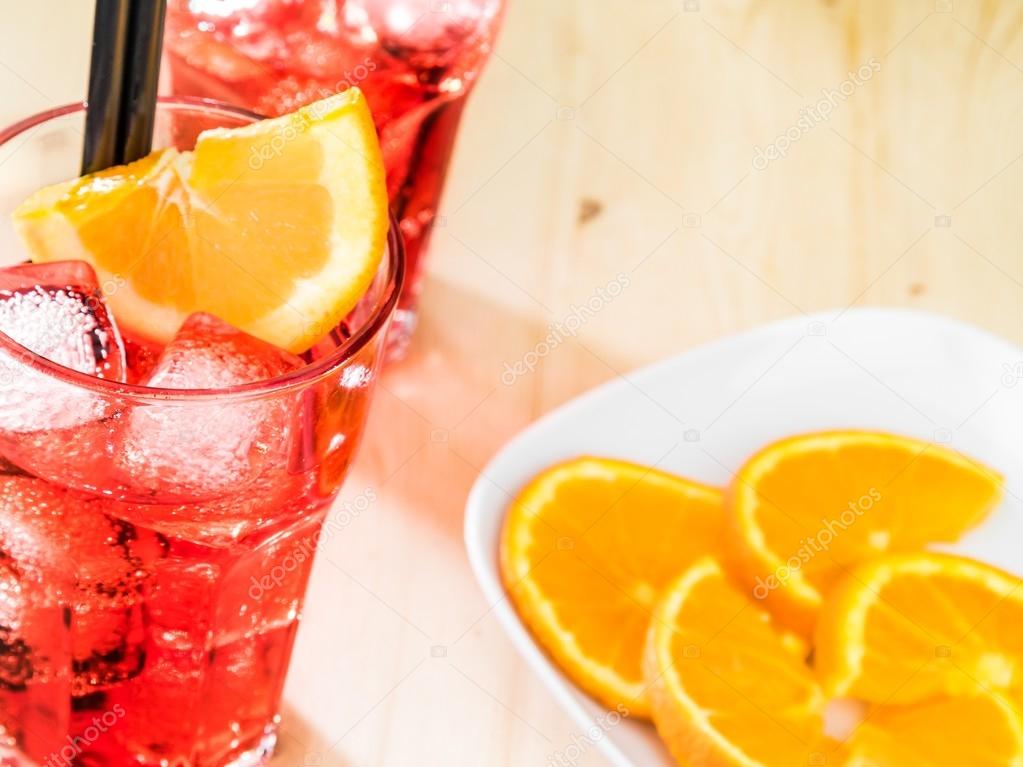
[214,511,325,644]
[0,478,161,696]
[0,476,69,596]
[116,313,303,499]
[0,478,73,759]
[0,260,126,433]
[356,0,494,69]
[121,331,162,385]
[99,466,317,546]
[114,558,219,762]
[196,630,292,763]
[0,417,118,502]
[67,508,163,695]
[0,261,125,380]
[0,603,70,762]
[142,312,301,389]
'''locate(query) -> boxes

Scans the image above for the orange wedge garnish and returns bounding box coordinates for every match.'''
[13,89,388,353]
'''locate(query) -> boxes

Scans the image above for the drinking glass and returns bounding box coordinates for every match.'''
[162,0,507,357]
[0,99,403,767]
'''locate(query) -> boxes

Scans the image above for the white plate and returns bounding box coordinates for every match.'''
[463,308,1023,766]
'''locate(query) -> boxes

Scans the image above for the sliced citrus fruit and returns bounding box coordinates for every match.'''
[843,694,1023,767]
[725,430,1001,636]
[13,89,388,353]
[815,552,1023,704]
[499,456,723,718]
[644,556,828,767]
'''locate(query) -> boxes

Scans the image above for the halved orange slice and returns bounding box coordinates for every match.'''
[843,694,1023,767]
[500,457,723,718]
[815,552,1023,704]
[726,431,1001,636]
[13,89,388,353]
[644,556,828,767]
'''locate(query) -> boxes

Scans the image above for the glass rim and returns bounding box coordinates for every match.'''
[0,97,404,402]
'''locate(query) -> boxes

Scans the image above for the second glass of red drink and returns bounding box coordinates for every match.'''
[162,0,507,356]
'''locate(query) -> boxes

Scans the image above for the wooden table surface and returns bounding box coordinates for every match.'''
[4,1,1023,764]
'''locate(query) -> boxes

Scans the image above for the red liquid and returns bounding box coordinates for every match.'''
[1,482,327,766]
[0,289,386,766]
[162,0,505,340]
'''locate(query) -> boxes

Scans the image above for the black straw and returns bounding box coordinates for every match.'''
[82,0,167,175]
[120,0,167,164]
[82,0,132,174]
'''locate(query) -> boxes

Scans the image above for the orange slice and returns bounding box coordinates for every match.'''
[499,457,723,718]
[726,431,1001,636]
[13,89,388,353]
[815,552,1023,704]
[843,694,1023,767]
[644,556,828,767]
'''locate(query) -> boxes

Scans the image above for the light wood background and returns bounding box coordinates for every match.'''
[4,1,1023,764]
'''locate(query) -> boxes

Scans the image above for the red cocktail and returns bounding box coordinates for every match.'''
[0,98,402,766]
